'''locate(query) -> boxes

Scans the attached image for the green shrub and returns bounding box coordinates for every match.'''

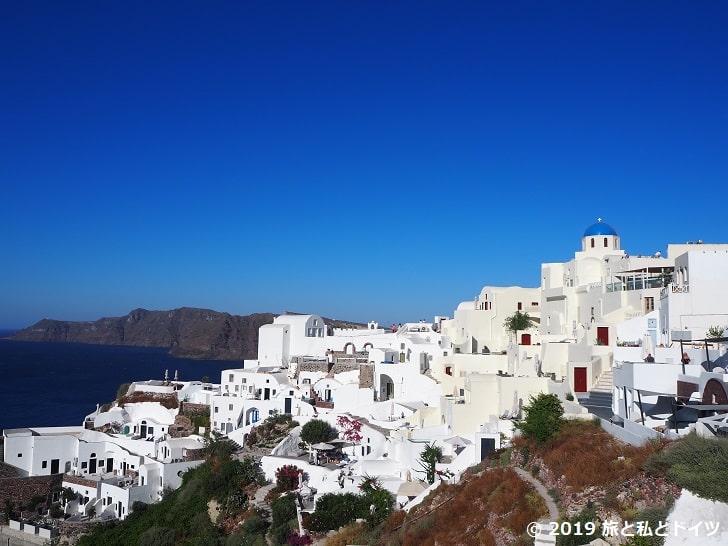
[499,448,512,467]
[300,419,337,445]
[645,433,728,502]
[304,492,368,532]
[270,495,297,545]
[556,506,600,546]
[515,393,565,447]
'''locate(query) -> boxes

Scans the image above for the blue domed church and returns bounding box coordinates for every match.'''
[581,218,620,255]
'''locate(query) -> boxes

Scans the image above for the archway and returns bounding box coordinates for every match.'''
[380,373,395,401]
[245,407,260,426]
[343,342,356,354]
[702,378,728,405]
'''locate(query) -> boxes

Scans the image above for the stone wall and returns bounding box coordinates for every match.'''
[183,448,205,462]
[169,414,195,438]
[0,473,62,514]
[296,361,329,375]
[180,401,209,415]
[359,364,374,388]
[328,360,360,376]
[62,474,97,489]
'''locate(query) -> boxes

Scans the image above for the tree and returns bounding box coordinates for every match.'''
[417,442,443,484]
[504,310,535,345]
[203,431,234,462]
[300,419,337,446]
[515,393,565,447]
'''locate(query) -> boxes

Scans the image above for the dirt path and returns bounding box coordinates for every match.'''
[514,467,559,521]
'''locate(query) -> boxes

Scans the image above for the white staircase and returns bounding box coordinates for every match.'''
[591,368,613,394]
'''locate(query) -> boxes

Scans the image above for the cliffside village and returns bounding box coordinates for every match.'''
[4,220,728,538]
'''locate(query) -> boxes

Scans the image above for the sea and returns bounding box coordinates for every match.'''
[0,333,240,431]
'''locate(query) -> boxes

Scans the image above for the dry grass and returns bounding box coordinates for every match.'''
[324,522,368,546]
[535,420,665,489]
[378,467,547,546]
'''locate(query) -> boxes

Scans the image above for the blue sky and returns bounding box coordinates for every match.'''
[2,1,728,329]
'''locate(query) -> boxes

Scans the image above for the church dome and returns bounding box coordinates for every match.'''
[583,220,617,237]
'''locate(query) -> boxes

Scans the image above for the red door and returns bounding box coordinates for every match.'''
[574,367,587,392]
[597,327,609,346]
[521,333,531,345]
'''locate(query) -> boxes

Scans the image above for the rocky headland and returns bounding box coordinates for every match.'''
[12,308,365,360]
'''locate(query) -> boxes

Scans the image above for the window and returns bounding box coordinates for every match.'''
[214,406,219,413]
[42,460,47,468]
[603,237,608,247]
[242,378,247,384]
[518,302,523,311]
[228,404,233,411]
[644,297,655,313]
[591,238,595,248]
[228,374,233,382]
[531,302,539,307]
[17,453,22,458]
[81,462,87,469]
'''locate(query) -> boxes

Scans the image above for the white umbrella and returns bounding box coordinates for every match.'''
[444,435,472,446]
[642,332,655,360]
[311,442,335,450]
[397,480,427,497]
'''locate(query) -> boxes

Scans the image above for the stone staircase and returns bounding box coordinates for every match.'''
[580,368,614,420]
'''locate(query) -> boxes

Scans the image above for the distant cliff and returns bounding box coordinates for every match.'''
[13,308,368,360]
[12,308,274,360]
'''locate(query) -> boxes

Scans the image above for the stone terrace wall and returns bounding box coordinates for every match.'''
[328,361,360,376]
[62,474,97,489]
[169,414,195,438]
[0,473,62,513]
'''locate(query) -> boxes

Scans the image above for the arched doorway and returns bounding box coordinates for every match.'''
[380,374,395,400]
[245,407,260,426]
[702,379,728,405]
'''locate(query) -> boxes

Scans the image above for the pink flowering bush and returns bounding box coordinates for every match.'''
[336,415,363,443]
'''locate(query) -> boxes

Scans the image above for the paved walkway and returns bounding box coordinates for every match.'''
[514,467,559,521]
[251,482,277,518]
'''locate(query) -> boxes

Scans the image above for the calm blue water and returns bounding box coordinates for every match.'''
[0,337,239,431]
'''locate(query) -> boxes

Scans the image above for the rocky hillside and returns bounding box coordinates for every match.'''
[12,308,366,360]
